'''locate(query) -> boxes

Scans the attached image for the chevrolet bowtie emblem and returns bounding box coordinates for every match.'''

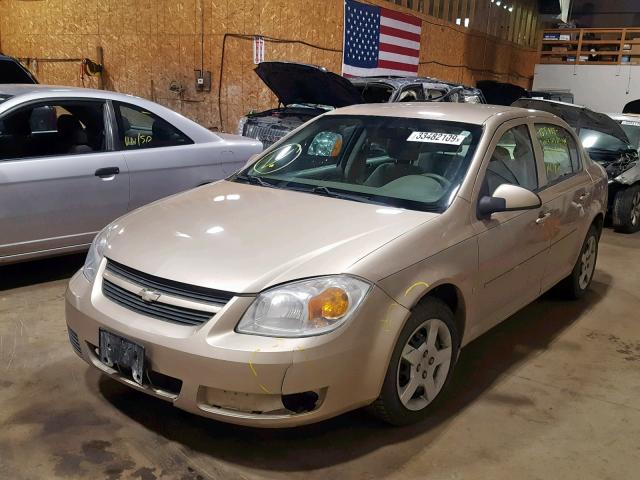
[139,288,161,303]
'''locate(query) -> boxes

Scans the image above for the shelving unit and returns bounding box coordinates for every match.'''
[539,28,640,65]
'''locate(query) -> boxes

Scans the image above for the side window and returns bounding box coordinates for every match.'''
[484,125,538,196]
[535,124,576,183]
[115,102,193,150]
[398,85,425,102]
[0,100,106,160]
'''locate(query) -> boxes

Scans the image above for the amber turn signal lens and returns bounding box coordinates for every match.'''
[309,287,349,321]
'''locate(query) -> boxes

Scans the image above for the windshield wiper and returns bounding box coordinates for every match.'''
[234,174,278,188]
[290,184,385,205]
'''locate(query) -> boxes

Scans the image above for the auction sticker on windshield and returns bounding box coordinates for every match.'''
[407,132,466,144]
[621,120,640,127]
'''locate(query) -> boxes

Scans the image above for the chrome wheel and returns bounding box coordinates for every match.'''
[396,318,452,411]
[579,235,597,290]
[631,191,640,227]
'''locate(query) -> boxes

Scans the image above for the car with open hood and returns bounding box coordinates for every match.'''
[513,98,640,233]
[67,102,607,427]
[237,61,485,148]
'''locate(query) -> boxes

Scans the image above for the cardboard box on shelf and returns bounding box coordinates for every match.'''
[552,46,568,52]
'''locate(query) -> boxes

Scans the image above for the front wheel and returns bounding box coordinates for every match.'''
[613,184,640,233]
[368,298,459,426]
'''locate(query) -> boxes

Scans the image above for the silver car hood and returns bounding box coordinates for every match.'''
[105,181,437,293]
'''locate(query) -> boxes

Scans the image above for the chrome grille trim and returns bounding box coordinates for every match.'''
[243,122,290,148]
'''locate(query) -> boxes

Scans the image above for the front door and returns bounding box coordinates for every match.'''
[471,121,550,330]
[0,99,129,260]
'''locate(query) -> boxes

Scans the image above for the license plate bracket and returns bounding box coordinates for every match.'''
[99,329,145,385]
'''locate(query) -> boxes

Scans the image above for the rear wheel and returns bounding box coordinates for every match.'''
[557,225,599,299]
[613,184,640,233]
[368,298,459,426]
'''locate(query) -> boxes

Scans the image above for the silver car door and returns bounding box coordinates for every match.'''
[0,99,128,260]
[470,120,550,331]
[532,122,596,292]
[112,101,237,211]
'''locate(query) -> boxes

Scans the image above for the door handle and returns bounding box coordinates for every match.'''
[95,167,120,178]
[536,212,552,225]
[578,192,590,201]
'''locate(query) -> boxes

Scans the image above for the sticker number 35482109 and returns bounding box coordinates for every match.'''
[407,131,466,145]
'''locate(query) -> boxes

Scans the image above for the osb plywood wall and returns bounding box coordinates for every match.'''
[0,0,539,133]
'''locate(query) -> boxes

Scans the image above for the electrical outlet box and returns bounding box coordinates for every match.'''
[194,70,212,92]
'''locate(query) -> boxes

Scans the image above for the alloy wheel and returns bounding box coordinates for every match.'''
[579,235,597,290]
[396,318,452,411]
[631,191,640,227]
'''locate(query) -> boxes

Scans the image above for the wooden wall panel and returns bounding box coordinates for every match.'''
[0,0,538,133]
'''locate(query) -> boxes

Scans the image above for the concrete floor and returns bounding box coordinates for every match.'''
[1,230,639,480]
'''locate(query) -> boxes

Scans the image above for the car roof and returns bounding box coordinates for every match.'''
[0,84,222,143]
[325,102,557,126]
[348,76,478,90]
[0,83,143,100]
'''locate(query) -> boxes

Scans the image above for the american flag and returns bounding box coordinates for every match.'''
[342,0,422,77]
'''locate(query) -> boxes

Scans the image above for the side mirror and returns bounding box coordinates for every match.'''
[478,184,542,218]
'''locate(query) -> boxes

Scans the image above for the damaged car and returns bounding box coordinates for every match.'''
[238,61,485,148]
[514,99,640,233]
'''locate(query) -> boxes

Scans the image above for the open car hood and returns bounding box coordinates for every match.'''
[255,61,362,108]
[512,98,630,144]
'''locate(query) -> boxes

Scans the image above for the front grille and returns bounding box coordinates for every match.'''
[102,260,234,327]
[68,328,82,356]
[103,279,215,326]
[243,122,290,148]
[105,260,234,305]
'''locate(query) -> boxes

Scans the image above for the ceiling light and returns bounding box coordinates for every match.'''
[508,6,513,11]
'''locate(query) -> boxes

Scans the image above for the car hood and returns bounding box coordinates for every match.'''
[254,61,362,108]
[512,98,630,144]
[105,181,436,294]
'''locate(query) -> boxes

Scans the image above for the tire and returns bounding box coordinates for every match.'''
[368,298,460,426]
[612,184,640,233]
[557,225,599,299]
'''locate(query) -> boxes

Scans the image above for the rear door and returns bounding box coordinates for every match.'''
[0,98,129,260]
[112,101,229,210]
[532,122,595,292]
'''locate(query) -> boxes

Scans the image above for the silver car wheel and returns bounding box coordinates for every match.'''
[579,236,597,290]
[631,191,640,227]
[396,318,452,411]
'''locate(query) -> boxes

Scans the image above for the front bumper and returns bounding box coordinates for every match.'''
[65,268,410,427]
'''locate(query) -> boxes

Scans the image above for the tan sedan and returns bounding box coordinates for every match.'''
[66,103,607,427]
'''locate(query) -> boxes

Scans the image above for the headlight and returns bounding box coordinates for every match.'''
[236,276,371,337]
[237,116,248,136]
[83,224,115,282]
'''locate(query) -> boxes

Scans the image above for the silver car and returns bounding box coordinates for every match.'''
[0,85,262,264]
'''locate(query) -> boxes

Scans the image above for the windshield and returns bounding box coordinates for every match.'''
[579,128,631,152]
[618,120,640,150]
[232,115,483,212]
